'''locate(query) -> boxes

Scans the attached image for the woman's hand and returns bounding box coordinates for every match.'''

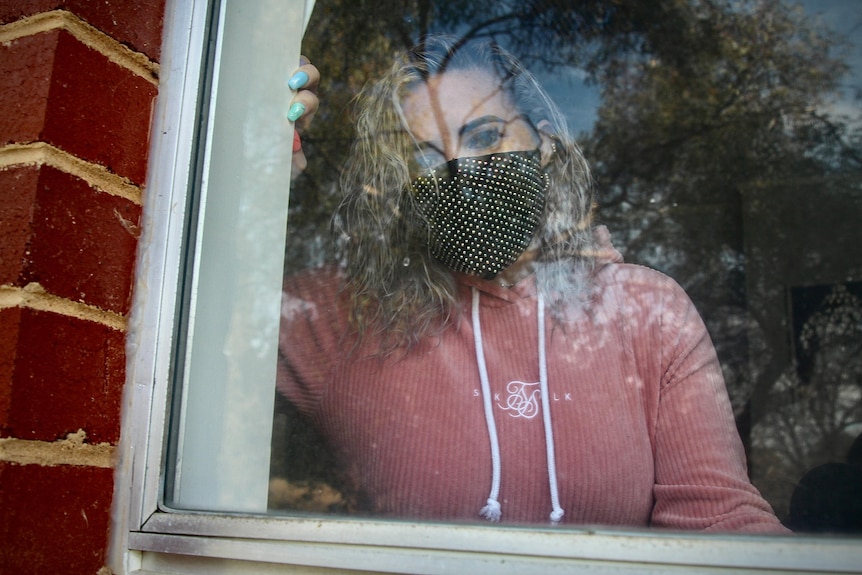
[287,57,320,177]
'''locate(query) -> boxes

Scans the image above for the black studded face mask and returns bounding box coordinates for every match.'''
[411,149,547,280]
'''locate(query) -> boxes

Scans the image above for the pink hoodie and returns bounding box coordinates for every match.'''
[277,227,789,532]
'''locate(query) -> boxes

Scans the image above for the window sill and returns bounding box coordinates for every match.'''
[127,511,862,574]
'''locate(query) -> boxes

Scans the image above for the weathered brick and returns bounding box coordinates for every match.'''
[0,1,165,60]
[0,307,22,432]
[47,30,156,184]
[0,164,140,314]
[0,29,56,142]
[0,165,40,283]
[30,165,140,313]
[1,308,125,443]
[0,461,113,575]
[1,30,158,184]
[0,0,164,571]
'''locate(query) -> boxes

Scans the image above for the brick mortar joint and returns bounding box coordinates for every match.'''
[0,282,127,332]
[0,9,159,85]
[0,429,115,468]
[0,142,143,206]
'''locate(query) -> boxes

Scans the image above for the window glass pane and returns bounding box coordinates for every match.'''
[170,0,861,535]
[269,0,862,531]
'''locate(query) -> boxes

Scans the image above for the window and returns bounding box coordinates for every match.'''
[114,0,862,572]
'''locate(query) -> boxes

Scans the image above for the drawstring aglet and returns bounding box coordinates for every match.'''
[480,498,502,522]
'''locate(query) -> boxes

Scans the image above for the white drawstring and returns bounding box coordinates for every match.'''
[538,294,565,523]
[472,287,564,524]
[473,287,502,521]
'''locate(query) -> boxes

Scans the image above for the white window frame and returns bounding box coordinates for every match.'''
[111,0,862,572]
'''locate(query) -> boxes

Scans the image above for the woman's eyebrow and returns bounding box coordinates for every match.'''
[458,115,506,138]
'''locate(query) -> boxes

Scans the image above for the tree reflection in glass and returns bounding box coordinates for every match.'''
[270,0,862,533]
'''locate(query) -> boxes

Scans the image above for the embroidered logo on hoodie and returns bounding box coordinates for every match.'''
[497,380,540,418]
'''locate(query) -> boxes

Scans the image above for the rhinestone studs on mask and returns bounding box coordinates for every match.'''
[411,150,548,279]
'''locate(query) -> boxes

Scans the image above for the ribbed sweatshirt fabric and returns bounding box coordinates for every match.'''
[276,227,789,532]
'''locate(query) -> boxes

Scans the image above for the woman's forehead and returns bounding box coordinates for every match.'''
[402,68,517,140]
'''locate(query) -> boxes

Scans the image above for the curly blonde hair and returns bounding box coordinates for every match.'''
[335,35,597,351]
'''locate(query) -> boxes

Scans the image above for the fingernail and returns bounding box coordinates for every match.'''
[287,102,306,122]
[288,71,309,90]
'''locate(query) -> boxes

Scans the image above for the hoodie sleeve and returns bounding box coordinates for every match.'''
[276,267,347,417]
[648,275,790,533]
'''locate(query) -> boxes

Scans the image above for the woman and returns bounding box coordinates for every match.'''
[279,36,787,532]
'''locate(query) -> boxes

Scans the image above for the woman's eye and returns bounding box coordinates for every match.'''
[464,127,503,151]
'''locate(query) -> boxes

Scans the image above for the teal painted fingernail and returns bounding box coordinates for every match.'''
[287,102,306,122]
[288,70,309,90]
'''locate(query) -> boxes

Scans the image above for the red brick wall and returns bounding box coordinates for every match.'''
[0,3,165,574]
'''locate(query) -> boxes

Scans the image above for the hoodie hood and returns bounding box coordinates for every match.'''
[456,224,623,305]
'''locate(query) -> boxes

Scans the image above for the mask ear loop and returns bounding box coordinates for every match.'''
[549,135,563,161]
[531,119,562,167]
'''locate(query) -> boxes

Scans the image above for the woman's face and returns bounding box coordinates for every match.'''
[401,69,540,173]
